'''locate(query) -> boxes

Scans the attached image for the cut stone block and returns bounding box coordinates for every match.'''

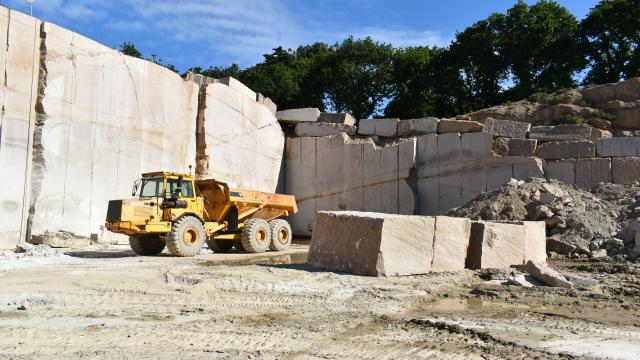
[358,118,399,137]
[483,117,530,138]
[590,128,612,142]
[512,157,544,180]
[614,107,640,129]
[467,221,526,269]
[494,138,537,157]
[486,156,514,191]
[416,134,438,178]
[417,177,439,216]
[461,132,491,203]
[318,112,356,126]
[520,260,572,288]
[535,140,595,160]
[529,124,593,142]
[523,221,547,263]
[437,133,462,212]
[596,137,640,157]
[612,157,640,184]
[575,158,612,188]
[397,117,439,136]
[544,160,575,184]
[431,216,471,272]
[294,122,356,137]
[438,119,484,133]
[276,108,320,124]
[308,211,435,276]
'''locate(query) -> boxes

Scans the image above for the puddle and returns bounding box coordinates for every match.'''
[199,251,308,267]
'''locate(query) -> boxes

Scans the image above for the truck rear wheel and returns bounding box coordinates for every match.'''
[129,236,165,256]
[241,218,271,253]
[166,216,206,257]
[207,238,234,253]
[268,219,292,252]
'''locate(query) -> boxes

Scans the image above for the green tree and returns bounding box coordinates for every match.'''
[579,0,640,84]
[321,37,395,120]
[119,41,143,58]
[500,1,583,98]
[188,64,242,79]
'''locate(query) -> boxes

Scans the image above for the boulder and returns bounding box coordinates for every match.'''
[483,117,531,138]
[535,140,595,160]
[358,118,399,137]
[431,216,471,272]
[295,122,357,137]
[529,124,593,142]
[308,211,435,277]
[519,260,573,288]
[397,117,439,136]
[318,112,356,126]
[438,119,484,133]
[546,237,576,255]
[276,108,320,124]
[590,128,612,142]
[494,138,537,157]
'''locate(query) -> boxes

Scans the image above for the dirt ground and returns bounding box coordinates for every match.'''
[1,242,639,359]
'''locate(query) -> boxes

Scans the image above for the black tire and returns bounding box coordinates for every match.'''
[234,239,245,252]
[207,238,234,253]
[268,219,292,252]
[129,236,165,256]
[166,216,206,257]
[241,218,271,253]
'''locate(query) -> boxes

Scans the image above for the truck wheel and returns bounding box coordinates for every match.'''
[268,219,292,252]
[129,236,165,256]
[241,219,271,253]
[207,238,234,253]
[234,240,245,252]
[166,216,206,257]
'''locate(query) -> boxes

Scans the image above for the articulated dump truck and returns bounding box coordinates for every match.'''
[105,172,298,257]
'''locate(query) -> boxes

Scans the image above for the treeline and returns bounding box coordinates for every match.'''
[185,0,638,119]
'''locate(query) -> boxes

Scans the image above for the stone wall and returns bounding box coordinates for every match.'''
[0,7,281,248]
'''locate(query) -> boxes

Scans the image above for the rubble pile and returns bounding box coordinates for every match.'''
[450,177,640,260]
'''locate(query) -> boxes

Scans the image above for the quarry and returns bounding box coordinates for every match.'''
[1,5,640,360]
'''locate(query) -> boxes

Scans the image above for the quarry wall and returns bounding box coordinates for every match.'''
[0,7,282,248]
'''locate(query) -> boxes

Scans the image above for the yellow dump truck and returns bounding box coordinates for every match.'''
[105,171,297,257]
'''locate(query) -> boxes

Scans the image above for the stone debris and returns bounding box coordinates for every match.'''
[14,243,58,257]
[437,119,484,133]
[483,117,531,138]
[30,231,92,248]
[449,178,640,258]
[294,122,357,137]
[518,260,573,288]
[397,117,439,136]
[276,108,321,124]
[358,118,399,137]
[309,211,544,277]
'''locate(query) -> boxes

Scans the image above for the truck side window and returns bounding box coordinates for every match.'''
[166,179,194,198]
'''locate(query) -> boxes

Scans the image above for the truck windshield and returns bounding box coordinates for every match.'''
[136,177,163,198]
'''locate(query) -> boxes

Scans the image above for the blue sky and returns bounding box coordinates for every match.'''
[5,0,600,72]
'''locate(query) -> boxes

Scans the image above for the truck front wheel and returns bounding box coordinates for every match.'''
[241,218,271,253]
[166,216,206,257]
[129,236,165,256]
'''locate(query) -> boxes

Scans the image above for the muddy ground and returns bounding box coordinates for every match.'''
[1,242,639,359]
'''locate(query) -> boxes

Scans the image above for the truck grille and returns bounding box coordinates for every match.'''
[106,200,123,221]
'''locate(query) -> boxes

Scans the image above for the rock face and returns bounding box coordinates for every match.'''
[308,211,435,277]
[197,81,284,192]
[30,22,199,241]
[0,9,40,248]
